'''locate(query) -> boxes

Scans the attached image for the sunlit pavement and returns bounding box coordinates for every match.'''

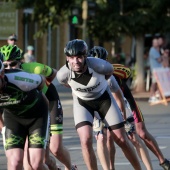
[0,82,170,170]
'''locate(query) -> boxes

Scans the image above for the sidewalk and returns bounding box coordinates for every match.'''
[132,91,150,100]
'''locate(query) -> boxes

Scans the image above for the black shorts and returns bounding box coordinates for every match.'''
[3,95,50,150]
[46,83,63,135]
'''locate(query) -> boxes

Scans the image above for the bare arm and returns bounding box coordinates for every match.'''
[46,68,57,83]
[38,75,46,91]
[0,112,4,132]
[112,89,126,120]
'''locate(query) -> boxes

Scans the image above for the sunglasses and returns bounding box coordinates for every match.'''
[3,61,18,68]
[9,39,16,41]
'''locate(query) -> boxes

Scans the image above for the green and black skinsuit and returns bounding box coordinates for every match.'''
[1,69,49,150]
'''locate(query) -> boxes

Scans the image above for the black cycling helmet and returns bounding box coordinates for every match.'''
[90,46,108,60]
[0,45,23,61]
[64,39,88,56]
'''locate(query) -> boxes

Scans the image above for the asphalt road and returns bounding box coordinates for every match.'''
[0,84,170,170]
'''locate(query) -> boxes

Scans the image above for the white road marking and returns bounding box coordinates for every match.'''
[156,136,170,139]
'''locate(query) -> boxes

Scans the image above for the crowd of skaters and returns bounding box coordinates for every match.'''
[0,34,169,170]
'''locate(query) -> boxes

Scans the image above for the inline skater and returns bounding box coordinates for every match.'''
[57,39,142,170]
[0,58,49,170]
[0,45,77,170]
[90,46,170,170]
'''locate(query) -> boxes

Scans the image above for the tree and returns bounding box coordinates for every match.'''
[14,0,76,37]
[11,0,170,91]
[87,0,170,92]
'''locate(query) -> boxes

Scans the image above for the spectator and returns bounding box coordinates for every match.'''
[7,33,17,45]
[157,35,166,55]
[24,45,36,63]
[161,46,170,68]
[148,38,162,103]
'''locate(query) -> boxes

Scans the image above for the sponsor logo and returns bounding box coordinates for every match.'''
[76,82,100,92]
[15,76,34,83]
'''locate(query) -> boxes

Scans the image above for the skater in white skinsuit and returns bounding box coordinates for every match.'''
[57,39,142,170]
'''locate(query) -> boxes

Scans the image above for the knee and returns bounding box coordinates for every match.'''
[96,133,107,143]
[9,159,23,169]
[114,136,127,147]
[80,136,93,149]
[7,155,23,169]
[50,145,62,158]
[137,130,147,140]
[31,161,43,170]
[29,154,44,170]
[130,138,140,147]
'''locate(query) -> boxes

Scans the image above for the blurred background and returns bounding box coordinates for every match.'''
[0,0,170,93]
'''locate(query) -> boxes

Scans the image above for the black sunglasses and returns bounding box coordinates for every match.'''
[3,61,18,68]
[9,39,16,41]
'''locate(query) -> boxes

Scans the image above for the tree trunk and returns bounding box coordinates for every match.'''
[135,35,145,92]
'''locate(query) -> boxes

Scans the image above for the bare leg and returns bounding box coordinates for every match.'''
[128,133,153,170]
[45,145,59,170]
[112,127,142,170]
[106,129,116,170]
[50,134,72,170]
[23,137,33,170]
[23,138,56,170]
[96,128,110,170]
[6,148,24,170]
[135,122,165,164]
[77,125,98,170]
[29,148,49,170]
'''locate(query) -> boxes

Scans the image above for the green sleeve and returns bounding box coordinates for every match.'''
[42,84,48,94]
[21,62,53,77]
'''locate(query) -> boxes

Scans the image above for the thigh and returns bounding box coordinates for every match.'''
[50,133,62,149]
[28,147,46,165]
[5,148,24,162]
[49,100,63,135]
[77,125,93,143]
[101,90,124,130]
[28,113,50,149]
[132,106,144,123]
[46,84,63,135]
[73,94,94,130]
[3,115,27,150]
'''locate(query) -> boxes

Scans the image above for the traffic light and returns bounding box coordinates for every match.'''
[70,7,82,25]
[71,16,79,24]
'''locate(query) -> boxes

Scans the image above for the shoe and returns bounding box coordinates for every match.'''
[71,165,78,170]
[160,159,170,170]
[148,96,160,103]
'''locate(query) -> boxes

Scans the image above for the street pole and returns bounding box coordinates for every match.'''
[82,0,88,41]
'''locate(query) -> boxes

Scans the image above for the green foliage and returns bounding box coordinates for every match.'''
[9,0,170,39]
[88,0,170,41]
[12,0,76,37]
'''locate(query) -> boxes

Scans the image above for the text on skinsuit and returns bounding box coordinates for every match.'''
[0,100,20,106]
[76,82,100,92]
[15,76,38,84]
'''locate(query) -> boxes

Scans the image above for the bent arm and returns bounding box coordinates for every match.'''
[108,75,126,120]
[57,65,70,87]
[112,89,126,120]
[0,111,4,132]
[38,75,46,91]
